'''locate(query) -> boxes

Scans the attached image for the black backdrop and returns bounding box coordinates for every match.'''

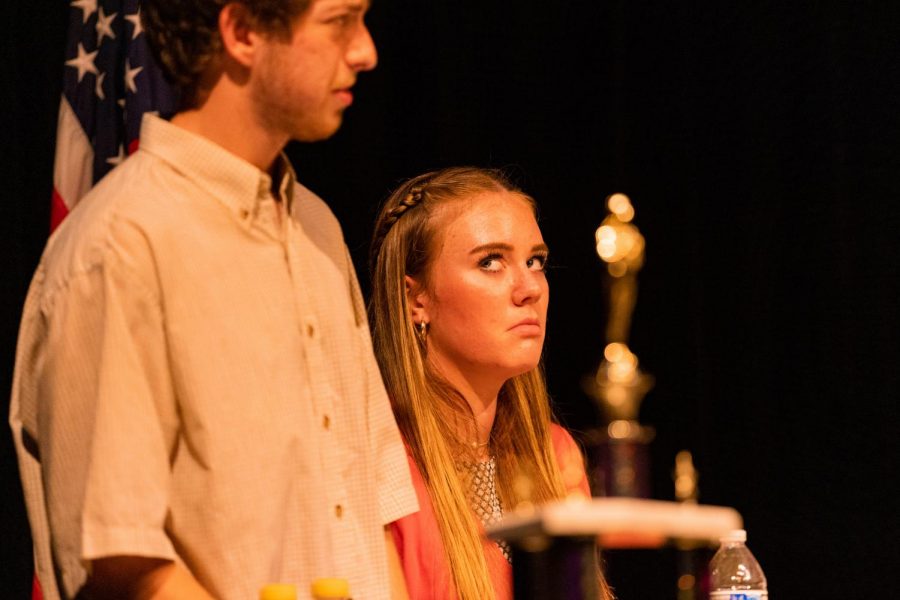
[3,1,899,597]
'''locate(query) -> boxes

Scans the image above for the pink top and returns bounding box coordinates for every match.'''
[390,425,592,600]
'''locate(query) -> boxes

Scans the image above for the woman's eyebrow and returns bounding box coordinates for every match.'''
[469,243,513,256]
[468,242,549,255]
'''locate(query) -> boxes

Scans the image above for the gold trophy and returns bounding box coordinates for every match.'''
[583,193,655,497]
[673,450,705,600]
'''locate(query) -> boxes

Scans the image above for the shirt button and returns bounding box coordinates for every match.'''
[322,414,330,430]
[335,504,343,519]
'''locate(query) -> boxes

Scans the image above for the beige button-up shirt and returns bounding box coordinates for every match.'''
[10,114,417,600]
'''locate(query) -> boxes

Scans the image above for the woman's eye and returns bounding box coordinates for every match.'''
[478,254,503,271]
[527,254,548,271]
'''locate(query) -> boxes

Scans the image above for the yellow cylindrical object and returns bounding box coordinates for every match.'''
[311,577,351,599]
[259,583,297,600]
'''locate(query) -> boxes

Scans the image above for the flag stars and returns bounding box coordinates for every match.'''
[124,59,143,94]
[65,43,99,83]
[71,0,98,24]
[95,7,117,45]
[95,71,106,100]
[125,11,143,40]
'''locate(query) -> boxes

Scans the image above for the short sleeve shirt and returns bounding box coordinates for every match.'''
[9,114,417,600]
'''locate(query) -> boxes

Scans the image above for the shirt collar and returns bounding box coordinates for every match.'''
[137,113,295,222]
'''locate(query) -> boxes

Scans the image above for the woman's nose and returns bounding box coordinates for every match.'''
[512,269,544,306]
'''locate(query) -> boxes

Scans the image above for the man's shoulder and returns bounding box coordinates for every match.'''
[291,181,342,231]
[290,181,351,258]
[38,152,173,302]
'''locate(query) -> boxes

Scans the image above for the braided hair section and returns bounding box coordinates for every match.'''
[369,185,427,273]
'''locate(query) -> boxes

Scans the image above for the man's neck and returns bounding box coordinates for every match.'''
[170,91,288,174]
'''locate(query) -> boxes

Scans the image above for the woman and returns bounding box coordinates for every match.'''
[369,167,612,600]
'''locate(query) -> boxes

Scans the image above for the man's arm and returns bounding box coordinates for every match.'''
[385,526,409,600]
[83,557,215,600]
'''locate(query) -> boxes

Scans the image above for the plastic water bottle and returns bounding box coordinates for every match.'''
[709,529,768,600]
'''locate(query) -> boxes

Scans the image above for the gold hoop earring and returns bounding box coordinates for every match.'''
[417,321,428,341]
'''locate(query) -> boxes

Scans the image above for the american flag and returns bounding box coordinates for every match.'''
[52,0,176,232]
[33,3,175,598]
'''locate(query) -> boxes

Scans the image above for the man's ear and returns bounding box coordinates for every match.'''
[405,275,430,324]
[219,3,264,68]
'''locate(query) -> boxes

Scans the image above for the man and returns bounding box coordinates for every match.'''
[9,1,417,598]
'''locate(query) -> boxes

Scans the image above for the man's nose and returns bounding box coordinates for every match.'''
[348,23,377,72]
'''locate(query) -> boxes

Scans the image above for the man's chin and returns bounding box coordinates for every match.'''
[291,115,344,143]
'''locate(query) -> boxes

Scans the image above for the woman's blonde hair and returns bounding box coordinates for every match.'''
[369,167,611,599]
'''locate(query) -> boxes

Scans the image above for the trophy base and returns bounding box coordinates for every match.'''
[583,420,655,498]
[510,535,600,600]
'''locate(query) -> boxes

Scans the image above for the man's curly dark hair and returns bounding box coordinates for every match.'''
[141,0,311,108]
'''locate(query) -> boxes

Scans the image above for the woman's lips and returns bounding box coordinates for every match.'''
[509,319,542,336]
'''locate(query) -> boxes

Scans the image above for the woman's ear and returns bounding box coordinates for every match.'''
[405,275,430,324]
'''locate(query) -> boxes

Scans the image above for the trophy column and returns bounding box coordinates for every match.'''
[583,193,655,498]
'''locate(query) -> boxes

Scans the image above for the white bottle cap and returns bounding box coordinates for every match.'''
[720,529,747,543]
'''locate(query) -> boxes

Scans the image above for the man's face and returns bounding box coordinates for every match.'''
[250,0,377,142]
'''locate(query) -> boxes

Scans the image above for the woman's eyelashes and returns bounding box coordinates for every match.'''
[527,252,549,271]
[477,253,504,272]
[476,252,549,272]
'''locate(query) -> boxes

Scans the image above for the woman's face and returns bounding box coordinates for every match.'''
[410,190,549,390]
